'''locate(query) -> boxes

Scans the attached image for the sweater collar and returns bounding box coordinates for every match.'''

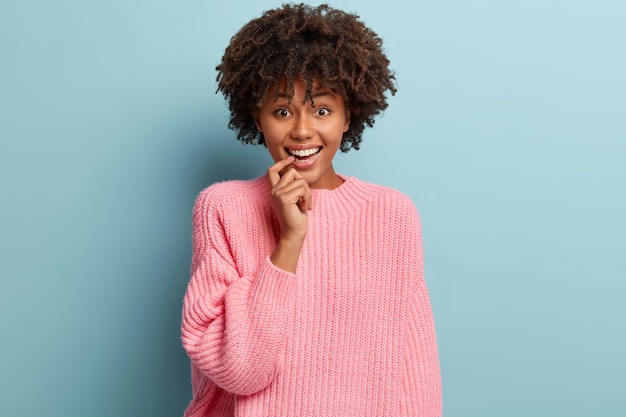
[259,174,379,220]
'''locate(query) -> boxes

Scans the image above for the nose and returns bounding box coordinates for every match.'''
[290,114,314,141]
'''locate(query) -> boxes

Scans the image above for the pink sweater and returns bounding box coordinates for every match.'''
[181,175,441,416]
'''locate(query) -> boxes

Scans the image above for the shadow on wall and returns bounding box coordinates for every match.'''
[149,118,270,415]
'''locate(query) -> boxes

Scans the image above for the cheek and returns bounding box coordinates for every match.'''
[328,121,347,144]
[264,140,284,161]
[269,148,282,160]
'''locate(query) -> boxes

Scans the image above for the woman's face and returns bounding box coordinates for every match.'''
[254,78,350,190]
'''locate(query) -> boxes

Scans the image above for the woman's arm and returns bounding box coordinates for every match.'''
[181,188,296,396]
[399,277,442,416]
[395,199,442,416]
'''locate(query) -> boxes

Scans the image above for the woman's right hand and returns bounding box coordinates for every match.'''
[267,156,311,272]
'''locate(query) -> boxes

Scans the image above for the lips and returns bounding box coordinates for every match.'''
[285,146,322,159]
[285,146,322,169]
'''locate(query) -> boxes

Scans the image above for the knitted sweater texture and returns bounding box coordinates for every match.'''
[181,175,441,417]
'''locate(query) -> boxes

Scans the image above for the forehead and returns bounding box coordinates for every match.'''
[274,77,328,93]
[257,76,345,108]
[267,77,344,101]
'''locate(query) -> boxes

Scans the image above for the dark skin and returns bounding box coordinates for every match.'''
[216,4,396,151]
[267,156,312,273]
[258,78,349,273]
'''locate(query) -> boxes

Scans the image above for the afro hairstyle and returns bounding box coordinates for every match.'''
[216,3,397,152]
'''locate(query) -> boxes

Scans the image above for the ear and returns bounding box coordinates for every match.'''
[253,110,263,132]
[343,112,351,133]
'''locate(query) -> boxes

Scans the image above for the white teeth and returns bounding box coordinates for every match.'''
[289,148,320,157]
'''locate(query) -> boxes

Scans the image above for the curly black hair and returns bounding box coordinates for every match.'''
[216,3,397,152]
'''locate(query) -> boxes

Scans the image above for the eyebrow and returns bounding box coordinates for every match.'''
[275,90,333,100]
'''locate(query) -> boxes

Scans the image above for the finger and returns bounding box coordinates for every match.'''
[272,177,309,204]
[275,184,310,213]
[267,156,295,187]
[279,171,312,211]
[300,187,313,211]
[287,171,312,211]
[272,167,304,190]
[276,176,312,211]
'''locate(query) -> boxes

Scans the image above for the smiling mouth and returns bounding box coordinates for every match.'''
[286,147,322,160]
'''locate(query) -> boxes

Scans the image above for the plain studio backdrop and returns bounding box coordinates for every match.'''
[1,1,624,416]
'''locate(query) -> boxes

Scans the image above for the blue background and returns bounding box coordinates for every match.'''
[1,1,624,416]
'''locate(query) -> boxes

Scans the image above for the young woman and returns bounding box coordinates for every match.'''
[181,4,441,416]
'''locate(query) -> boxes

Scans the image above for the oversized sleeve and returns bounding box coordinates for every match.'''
[181,187,296,396]
[399,202,442,416]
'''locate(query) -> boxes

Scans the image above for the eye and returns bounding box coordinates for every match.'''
[316,107,330,117]
[274,108,291,118]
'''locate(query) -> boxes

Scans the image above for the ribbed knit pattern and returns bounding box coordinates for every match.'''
[181,175,441,417]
